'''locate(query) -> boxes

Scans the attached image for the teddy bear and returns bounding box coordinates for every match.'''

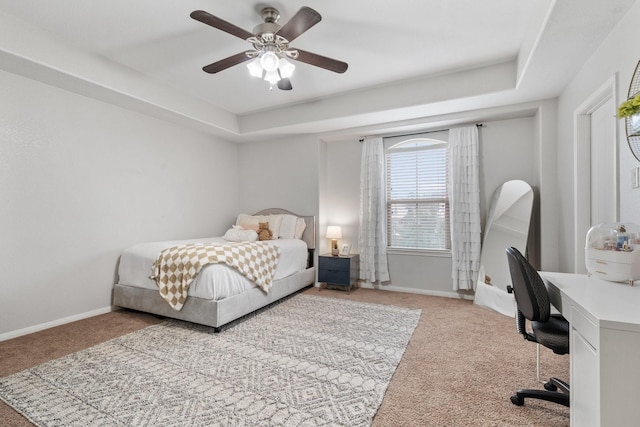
[257,222,273,241]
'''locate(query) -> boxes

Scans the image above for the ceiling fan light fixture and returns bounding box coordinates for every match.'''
[264,69,280,85]
[278,57,295,78]
[247,57,263,78]
[260,51,280,72]
[191,6,347,90]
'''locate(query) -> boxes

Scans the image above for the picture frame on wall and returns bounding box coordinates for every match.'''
[339,243,351,257]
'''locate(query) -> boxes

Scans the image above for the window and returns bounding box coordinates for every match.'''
[385,136,450,251]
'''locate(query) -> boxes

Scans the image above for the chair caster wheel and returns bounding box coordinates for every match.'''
[511,394,524,406]
[544,382,557,391]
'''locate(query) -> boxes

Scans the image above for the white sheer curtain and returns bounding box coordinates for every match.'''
[358,137,390,284]
[449,126,482,290]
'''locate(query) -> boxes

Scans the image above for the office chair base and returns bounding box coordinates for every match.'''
[510,388,570,407]
[544,377,569,394]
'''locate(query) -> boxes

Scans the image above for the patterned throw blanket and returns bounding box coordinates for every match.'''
[150,242,280,311]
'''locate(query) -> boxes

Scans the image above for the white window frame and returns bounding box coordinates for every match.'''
[385,135,451,253]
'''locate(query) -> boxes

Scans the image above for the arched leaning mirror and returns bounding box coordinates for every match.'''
[473,180,534,316]
[623,60,640,161]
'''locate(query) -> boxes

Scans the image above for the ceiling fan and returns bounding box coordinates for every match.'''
[190,6,348,90]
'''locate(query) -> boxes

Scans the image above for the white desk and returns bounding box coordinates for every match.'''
[540,272,640,427]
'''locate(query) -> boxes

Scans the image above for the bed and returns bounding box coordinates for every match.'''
[112,208,316,330]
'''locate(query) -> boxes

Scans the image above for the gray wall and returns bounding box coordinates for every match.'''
[321,117,538,296]
[237,135,320,220]
[556,0,640,272]
[0,70,240,338]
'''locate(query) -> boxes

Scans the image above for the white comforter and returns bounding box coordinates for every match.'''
[117,237,308,301]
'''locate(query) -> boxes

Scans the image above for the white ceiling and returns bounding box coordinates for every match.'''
[0,0,636,141]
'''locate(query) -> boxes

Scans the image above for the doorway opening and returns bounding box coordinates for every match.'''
[573,76,618,273]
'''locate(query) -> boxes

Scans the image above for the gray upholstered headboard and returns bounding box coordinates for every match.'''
[253,208,316,250]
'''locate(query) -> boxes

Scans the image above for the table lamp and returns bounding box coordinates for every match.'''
[326,226,342,256]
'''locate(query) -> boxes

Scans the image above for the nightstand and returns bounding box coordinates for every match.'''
[318,253,359,293]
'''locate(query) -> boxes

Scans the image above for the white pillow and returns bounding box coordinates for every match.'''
[294,217,307,240]
[267,214,283,239]
[278,214,298,239]
[235,213,282,239]
[235,213,260,231]
[223,226,258,242]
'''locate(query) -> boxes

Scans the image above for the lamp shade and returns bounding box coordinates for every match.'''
[260,51,279,71]
[264,69,280,84]
[246,57,263,78]
[326,226,342,239]
[278,57,295,78]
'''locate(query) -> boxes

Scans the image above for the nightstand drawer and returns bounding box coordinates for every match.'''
[318,269,350,285]
[321,256,351,271]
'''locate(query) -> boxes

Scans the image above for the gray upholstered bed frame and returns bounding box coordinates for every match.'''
[112,208,316,330]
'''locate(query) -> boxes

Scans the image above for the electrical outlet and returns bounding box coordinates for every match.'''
[633,167,640,189]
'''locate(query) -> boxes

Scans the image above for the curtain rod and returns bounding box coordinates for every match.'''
[359,123,484,142]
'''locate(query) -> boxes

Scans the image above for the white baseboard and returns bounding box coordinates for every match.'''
[0,306,115,342]
[315,281,474,300]
[359,282,474,300]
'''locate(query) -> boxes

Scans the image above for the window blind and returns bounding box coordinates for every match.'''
[386,141,450,250]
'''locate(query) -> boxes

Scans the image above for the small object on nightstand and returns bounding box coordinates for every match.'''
[318,253,359,293]
[326,226,342,256]
[339,243,351,257]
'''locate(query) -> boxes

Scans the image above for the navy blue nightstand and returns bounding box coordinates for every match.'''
[318,253,359,293]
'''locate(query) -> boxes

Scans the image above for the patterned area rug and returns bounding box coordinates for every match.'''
[0,294,420,426]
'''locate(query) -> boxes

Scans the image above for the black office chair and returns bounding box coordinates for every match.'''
[505,246,570,407]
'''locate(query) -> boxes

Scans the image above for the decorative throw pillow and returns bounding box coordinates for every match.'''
[236,213,282,238]
[236,213,260,231]
[278,214,298,239]
[294,217,306,239]
[266,214,283,239]
[223,226,258,242]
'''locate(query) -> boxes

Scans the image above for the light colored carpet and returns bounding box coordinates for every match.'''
[0,294,420,426]
[0,287,570,426]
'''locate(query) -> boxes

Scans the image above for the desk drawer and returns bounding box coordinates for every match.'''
[571,305,598,351]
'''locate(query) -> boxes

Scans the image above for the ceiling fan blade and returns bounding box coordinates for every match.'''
[276,7,321,42]
[190,10,254,40]
[277,77,293,91]
[294,49,348,74]
[202,52,251,74]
